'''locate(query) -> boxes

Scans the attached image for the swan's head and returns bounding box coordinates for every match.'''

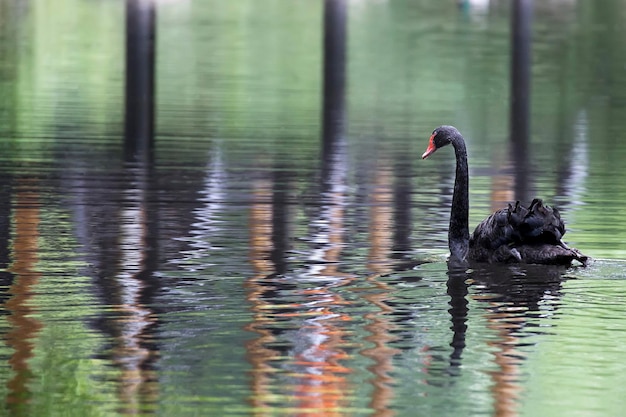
[422,125,462,159]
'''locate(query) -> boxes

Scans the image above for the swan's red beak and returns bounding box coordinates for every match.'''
[422,134,437,159]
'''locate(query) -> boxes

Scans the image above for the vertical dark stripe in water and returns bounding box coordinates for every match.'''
[271,167,291,276]
[392,160,413,260]
[510,0,532,203]
[446,267,469,374]
[125,0,156,163]
[122,3,161,396]
[321,0,347,167]
[0,183,13,297]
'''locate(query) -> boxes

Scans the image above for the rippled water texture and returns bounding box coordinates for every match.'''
[1,1,626,416]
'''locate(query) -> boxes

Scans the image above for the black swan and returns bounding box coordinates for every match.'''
[422,125,589,266]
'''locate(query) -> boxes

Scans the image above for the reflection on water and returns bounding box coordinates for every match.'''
[6,181,42,409]
[469,264,566,417]
[1,1,626,416]
[109,166,160,414]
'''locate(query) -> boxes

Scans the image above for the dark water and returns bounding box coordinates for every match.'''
[2,1,626,416]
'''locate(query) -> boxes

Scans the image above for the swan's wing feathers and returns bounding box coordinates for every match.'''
[470,208,517,250]
[470,199,567,250]
[519,199,566,243]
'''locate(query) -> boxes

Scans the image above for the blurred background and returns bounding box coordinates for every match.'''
[1,0,626,416]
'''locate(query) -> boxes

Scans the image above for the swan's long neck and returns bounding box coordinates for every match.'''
[449,136,470,260]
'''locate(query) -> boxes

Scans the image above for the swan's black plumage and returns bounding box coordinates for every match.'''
[422,125,588,266]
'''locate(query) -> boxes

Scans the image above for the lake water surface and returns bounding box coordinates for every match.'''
[1,1,626,416]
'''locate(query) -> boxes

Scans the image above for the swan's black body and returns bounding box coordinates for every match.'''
[422,125,588,266]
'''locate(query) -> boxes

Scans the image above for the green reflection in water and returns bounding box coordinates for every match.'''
[522,273,626,417]
[0,202,119,416]
[0,0,626,417]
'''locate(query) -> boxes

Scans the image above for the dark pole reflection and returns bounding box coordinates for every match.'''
[245,4,352,413]
[0,182,12,306]
[120,1,162,393]
[392,159,413,262]
[319,0,348,264]
[125,0,156,163]
[321,0,347,163]
[510,0,532,203]
[270,167,291,276]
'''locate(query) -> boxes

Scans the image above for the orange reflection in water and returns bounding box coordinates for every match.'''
[5,181,43,406]
[362,164,401,417]
[246,158,406,417]
[490,147,515,212]
[473,294,525,417]
[245,178,280,410]
[482,144,530,417]
[246,177,354,416]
